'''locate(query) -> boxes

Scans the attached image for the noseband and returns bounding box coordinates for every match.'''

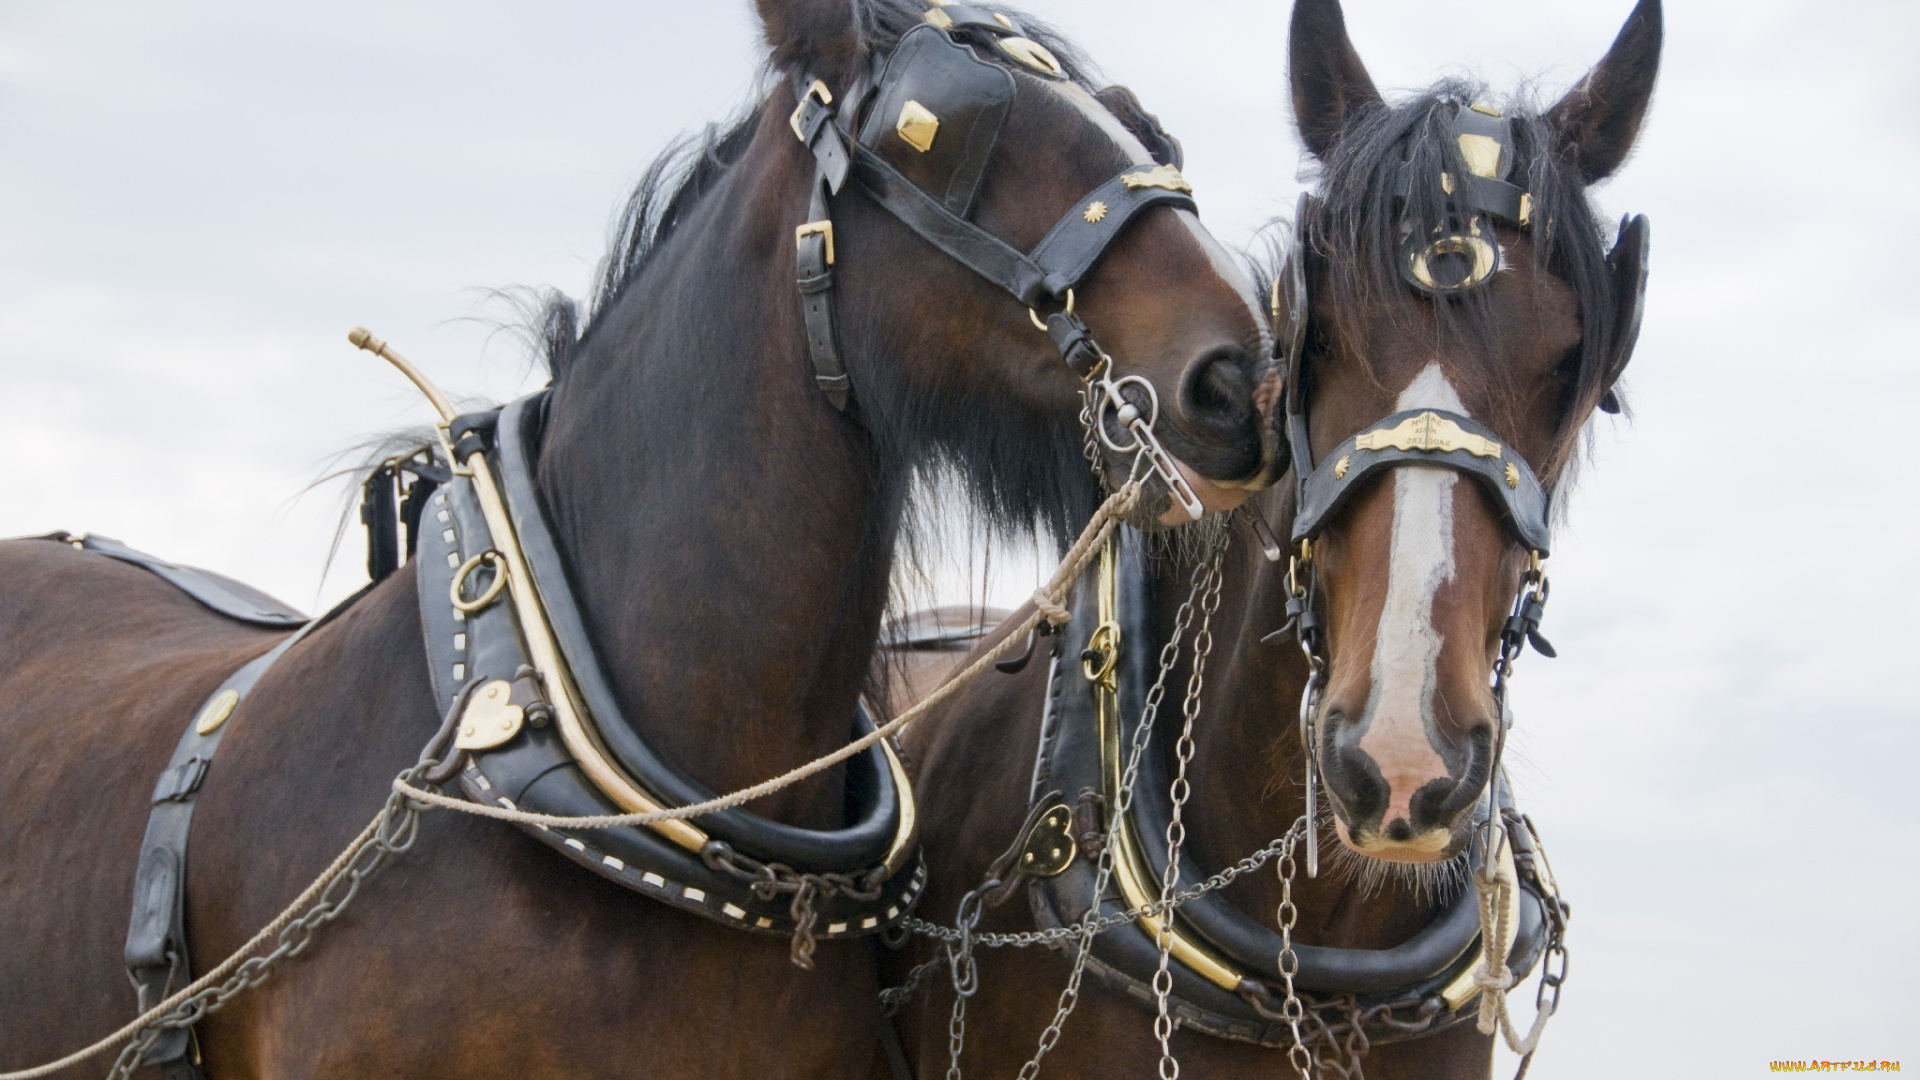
[790,6,1209,514]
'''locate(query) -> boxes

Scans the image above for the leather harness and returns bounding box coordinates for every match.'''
[87,9,1216,1073]
[789,11,1198,408]
[1019,529,1551,1048]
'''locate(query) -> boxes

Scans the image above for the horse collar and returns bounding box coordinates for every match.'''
[414,391,925,951]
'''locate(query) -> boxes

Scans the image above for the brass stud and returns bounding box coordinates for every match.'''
[194,688,241,736]
[1469,102,1503,117]
[993,12,1014,28]
[1457,133,1503,179]
[1333,454,1351,480]
[1083,200,1108,223]
[998,36,1064,77]
[895,99,940,153]
[1518,192,1533,227]
[1505,462,1520,489]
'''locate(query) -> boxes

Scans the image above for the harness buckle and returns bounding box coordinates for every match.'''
[795,220,835,266]
[788,79,834,142]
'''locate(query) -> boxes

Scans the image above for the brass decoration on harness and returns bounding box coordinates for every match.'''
[894,99,941,152]
[1120,163,1193,192]
[1353,409,1503,458]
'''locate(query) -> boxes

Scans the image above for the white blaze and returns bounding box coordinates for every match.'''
[1357,363,1463,828]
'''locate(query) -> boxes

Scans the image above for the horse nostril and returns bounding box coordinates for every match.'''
[1179,345,1255,428]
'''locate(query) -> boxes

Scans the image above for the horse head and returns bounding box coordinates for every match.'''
[1281,0,1659,861]
[742,0,1281,528]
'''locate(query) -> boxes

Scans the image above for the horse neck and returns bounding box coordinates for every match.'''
[534,142,904,830]
[1176,536,1443,948]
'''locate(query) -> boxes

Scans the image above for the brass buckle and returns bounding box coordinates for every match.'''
[788,78,834,142]
[795,220,835,266]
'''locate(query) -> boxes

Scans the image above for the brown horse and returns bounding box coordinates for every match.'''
[0,2,1279,1078]
[883,0,1659,1075]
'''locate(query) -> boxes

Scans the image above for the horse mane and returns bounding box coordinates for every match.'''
[536,1,1097,380]
[1299,78,1617,481]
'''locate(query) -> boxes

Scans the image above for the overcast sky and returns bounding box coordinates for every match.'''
[2,1,1914,1074]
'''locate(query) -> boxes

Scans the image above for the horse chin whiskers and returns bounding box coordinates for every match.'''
[1319,803,1470,903]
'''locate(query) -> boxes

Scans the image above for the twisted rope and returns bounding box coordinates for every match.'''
[1472,831,1552,1058]
[1,483,1143,1080]
[0,809,392,1080]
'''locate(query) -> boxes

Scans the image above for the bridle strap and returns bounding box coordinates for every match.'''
[793,74,863,410]
[791,66,1199,410]
[1290,407,1553,555]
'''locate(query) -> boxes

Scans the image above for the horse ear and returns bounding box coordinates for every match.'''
[1095,85,1183,169]
[753,0,864,86]
[1547,0,1662,184]
[1288,0,1382,159]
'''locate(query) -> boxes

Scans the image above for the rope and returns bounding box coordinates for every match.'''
[393,482,1141,830]
[0,810,389,1080]
[1471,829,1552,1058]
[2,483,1142,1080]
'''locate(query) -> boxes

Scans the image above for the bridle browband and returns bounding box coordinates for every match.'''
[788,9,1199,406]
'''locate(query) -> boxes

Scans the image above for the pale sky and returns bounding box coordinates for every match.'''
[2,1,1915,1073]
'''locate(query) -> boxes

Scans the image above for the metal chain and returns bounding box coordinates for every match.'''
[1152,547,1226,1079]
[1272,818,1317,1080]
[896,832,1290,952]
[100,767,432,1080]
[1008,542,1217,1080]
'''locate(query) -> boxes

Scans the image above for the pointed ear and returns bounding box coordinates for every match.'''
[1548,0,1662,184]
[754,0,864,86]
[1288,0,1382,159]
[1095,85,1184,169]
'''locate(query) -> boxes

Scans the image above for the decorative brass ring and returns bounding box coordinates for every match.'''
[1081,619,1121,684]
[1408,233,1498,292]
[1027,287,1076,332]
[450,551,508,613]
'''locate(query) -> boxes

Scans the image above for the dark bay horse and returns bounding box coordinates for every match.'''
[883,0,1659,1075]
[0,2,1279,1077]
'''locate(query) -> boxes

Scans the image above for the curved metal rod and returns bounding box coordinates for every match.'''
[349,326,458,423]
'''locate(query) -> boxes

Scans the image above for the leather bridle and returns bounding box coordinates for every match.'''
[788,7,1215,515]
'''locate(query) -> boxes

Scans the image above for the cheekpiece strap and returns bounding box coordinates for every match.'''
[1290,408,1552,554]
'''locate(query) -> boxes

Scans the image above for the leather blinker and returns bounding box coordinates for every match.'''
[858,24,1014,219]
[1599,213,1650,413]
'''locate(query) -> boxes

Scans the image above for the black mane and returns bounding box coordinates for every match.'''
[1302,78,1618,472]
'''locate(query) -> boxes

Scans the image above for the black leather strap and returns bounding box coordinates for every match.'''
[1290,408,1553,554]
[53,534,307,627]
[850,146,1050,305]
[124,624,312,1079]
[1025,170,1197,297]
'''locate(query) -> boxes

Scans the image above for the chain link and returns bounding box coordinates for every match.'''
[100,767,433,1080]
[1152,546,1225,1079]
[1008,540,1215,1080]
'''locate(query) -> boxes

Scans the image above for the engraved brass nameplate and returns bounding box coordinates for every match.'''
[1354,411,1502,459]
[1120,163,1192,193]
